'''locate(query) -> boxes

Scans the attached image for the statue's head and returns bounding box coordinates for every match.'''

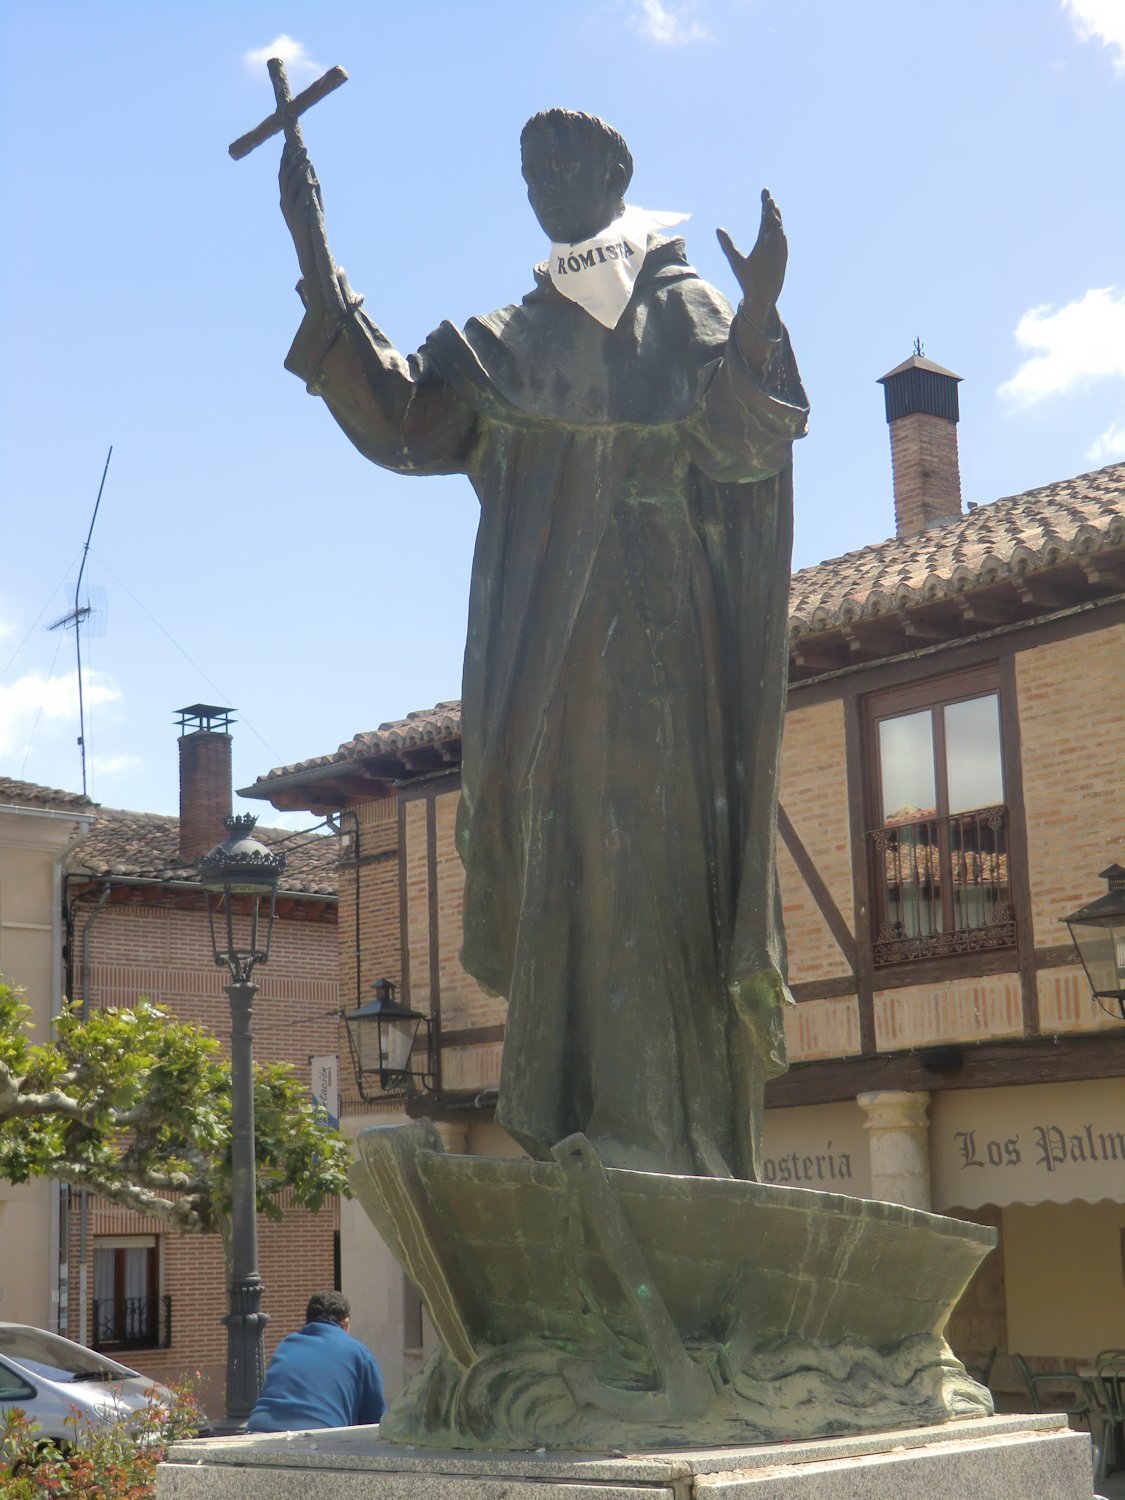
[520,109,634,245]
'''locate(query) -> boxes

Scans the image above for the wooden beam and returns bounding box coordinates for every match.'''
[327,770,393,798]
[842,619,908,660]
[399,748,445,772]
[1016,571,1084,611]
[869,945,1018,991]
[1077,553,1125,592]
[440,1024,506,1048]
[1034,943,1081,971]
[268,787,347,811]
[790,976,856,1003]
[955,591,1022,627]
[765,1031,1125,1108]
[776,803,857,973]
[842,693,877,1055]
[1000,653,1040,1037]
[791,633,849,673]
[427,792,442,1088]
[901,608,957,642]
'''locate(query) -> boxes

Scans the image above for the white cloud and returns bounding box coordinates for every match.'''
[1088,417,1125,463]
[631,1,711,44]
[1064,0,1125,74]
[998,286,1125,406]
[89,753,142,778]
[0,671,120,758]
[243,34,322,84]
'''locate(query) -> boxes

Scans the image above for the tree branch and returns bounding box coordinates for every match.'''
[0,1061,98,1125]
[52,1162,206,1232]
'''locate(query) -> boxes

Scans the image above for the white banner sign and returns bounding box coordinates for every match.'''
[930,1078,1125,1210]
[310,1055,339,1129]
[760,1100,871,1198]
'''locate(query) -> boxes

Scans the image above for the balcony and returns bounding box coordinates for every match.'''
[868,805,1017,967]
[91,1295,172,1352]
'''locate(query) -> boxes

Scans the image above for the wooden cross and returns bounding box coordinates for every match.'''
[228,57,347,161]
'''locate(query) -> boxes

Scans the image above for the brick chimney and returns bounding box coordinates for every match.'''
[177,704,234,861]
[878,354,963,536]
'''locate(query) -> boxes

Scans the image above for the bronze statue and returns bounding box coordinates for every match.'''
[269,78,808,1180]
[232,67,996,1454]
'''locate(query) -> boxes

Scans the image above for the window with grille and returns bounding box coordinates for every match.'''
[92,1237,169,1350]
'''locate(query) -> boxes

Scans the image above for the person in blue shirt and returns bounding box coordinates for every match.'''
[246,1290,386,1432]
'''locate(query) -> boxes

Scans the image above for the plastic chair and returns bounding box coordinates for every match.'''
[1013,1354,1109,1487]
[1093,1351,1125,1479]
[965,1347,997,1387]
[1013,1353,1092,1423]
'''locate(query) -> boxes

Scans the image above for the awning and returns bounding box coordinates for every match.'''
[930,1077,1124,1210]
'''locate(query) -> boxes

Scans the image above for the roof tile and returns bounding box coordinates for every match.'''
[0,777,95,814]
[66,806,337,895]
[789,462,1123,634]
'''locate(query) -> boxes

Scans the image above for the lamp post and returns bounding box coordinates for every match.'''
[197,813,285,1428]
[1062,864,1125,1022]
[343,978,433,1098]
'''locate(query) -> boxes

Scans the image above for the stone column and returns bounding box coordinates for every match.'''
[857,1090,933,1210]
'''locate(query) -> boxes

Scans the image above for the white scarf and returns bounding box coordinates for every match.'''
[548,205,690,329]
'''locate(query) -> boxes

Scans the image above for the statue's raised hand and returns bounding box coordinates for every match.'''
[279,138,328,289]
[717,190,787,333]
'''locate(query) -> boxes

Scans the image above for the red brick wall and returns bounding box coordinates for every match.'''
[64,886,340,1417]
[888,412,962,535]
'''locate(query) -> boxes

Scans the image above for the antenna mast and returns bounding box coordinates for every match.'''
[48,447,113,796]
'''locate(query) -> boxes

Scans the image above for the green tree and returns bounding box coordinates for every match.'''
[0,980,351,1244]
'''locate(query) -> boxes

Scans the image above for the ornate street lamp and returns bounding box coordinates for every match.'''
[197,813,286,1429]
[1062,864,1125,1021]
[343,978,433,1098]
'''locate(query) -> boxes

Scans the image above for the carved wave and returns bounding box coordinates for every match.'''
[381,1333,991,1451]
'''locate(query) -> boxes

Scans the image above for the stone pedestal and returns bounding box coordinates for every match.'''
[159,1413,1093,1500]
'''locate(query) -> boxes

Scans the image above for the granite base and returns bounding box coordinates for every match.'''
[158,1412,1093,1499]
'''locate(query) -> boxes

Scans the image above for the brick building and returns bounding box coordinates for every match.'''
[245,360,1125,1406]
[58,708,340,1414]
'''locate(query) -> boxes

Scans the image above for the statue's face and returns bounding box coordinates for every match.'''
[521,122,625,244]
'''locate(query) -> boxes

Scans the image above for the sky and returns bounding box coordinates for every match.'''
[1,0,1123,827]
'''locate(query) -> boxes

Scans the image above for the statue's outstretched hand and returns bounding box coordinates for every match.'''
[717,189,787,334]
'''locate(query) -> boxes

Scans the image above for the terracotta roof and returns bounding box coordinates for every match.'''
[66,806,338,896]
[248,462,1125,794]
[253,703,464,787]
[0,777,95,814]
[789,461,1124,637]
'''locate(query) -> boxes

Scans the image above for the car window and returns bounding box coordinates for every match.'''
[0,1326,134,1380]
[0,1357,36,1401]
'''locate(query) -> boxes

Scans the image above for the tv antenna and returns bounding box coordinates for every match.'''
[48,447,113,796]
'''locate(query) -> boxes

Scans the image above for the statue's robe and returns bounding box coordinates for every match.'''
[287,237,808,1178]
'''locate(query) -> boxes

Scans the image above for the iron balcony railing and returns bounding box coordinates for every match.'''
[868,804,1016,967]
[91,1295,172,1351]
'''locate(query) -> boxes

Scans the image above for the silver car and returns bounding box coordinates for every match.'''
[0,1322,175,1447]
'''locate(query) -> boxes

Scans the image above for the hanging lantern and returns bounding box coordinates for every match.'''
[343,978,432,1096]
[1062,865,1125,1022]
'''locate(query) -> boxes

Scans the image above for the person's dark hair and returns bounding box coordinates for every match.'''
[520,108,634,190]
[306,1290,350,1326]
